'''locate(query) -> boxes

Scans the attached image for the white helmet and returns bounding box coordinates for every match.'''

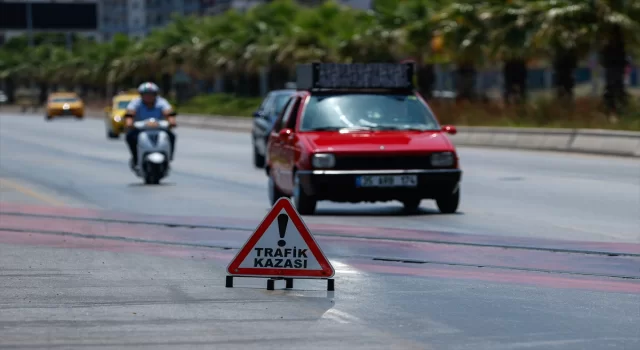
[138,82,160,95]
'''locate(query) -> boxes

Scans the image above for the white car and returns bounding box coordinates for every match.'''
[0,91,7,104]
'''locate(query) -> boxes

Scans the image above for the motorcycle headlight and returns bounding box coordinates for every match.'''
[312,153,336,168]
[431,152,454,167]
[114,115,122,122]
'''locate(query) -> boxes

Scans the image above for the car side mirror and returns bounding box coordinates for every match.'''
[104,107,112,112]
[279,128,293,139]
[442,125,457,135]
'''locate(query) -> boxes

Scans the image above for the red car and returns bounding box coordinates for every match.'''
[266,63,461,215]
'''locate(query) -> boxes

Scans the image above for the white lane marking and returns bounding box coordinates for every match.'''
[330,260,359,274]
[322,309,361,324]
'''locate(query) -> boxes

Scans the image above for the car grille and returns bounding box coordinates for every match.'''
[333,155,434,170]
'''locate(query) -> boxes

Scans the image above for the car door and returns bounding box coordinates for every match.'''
[280,96,303,193]
[253,93,273,155]
[269,96,297,192]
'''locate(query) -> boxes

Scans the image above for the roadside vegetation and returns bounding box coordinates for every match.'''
[170,93,640,131]
[1,0,640,130]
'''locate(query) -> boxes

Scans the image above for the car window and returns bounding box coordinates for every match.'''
[299,93,440,131]
[258,93,273,112]
[273,97,294,133]
[115,101,130,109]
[280,97,300,129]
[51,97,79,103]
[273,94,293,116]
[285,98,302,129]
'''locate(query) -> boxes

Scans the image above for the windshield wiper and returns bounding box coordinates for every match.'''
[306,126,345,131]
[307,126,373,131]
[372,124,430,131]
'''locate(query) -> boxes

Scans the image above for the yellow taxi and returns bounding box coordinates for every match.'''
[45,92,84,120]
[104,90,138,139]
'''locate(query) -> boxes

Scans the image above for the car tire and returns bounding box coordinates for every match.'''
[402,198,422,213]
[107,130,119,139]
[293,172,316,215]
[253,142,265,168]
[45,115,52,121]
[75,115,83,120]
[436,188,460,214]
[268,172,286,206]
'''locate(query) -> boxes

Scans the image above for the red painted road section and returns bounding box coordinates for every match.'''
[1,229,638,294]
[1,202,639,294]
[3,202,638,255]
[2,214,639,280]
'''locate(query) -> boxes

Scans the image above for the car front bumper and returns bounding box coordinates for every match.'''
[49,108,83,117]
[109,118,125,133]
[296,169,462,202]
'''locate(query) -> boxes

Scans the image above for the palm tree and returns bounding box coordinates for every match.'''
[529,0,586,101]
[534,0,640,114]
[371,0,445,98]
[274,1,348,67]
[488,0,543,104]
[434,1,492,101]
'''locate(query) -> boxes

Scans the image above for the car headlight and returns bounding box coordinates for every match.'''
[431,152,454,167]
[312,153,336,168]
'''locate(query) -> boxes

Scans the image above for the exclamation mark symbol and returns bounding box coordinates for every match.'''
[277,214,288,247]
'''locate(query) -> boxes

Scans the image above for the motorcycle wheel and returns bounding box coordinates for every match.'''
[144,175,160,185]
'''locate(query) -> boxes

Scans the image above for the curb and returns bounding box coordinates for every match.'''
[2,106,639,157]
[449,127,640,158]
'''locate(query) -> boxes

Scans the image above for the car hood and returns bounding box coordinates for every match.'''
[301,130,455,153]
[49,102,83,109]
[112,108,127,116]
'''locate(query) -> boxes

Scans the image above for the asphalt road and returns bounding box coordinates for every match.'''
[1,114,638,243]
[1,113,639,350]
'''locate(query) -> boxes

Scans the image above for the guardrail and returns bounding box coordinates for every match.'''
[1,106,639,157]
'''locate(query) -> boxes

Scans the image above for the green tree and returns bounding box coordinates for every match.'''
[434,1,492,101]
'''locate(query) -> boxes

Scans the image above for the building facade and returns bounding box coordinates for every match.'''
[201,0,372,16]
[100,0,202,41]
[0,0,101,43]
[201,0,265,16]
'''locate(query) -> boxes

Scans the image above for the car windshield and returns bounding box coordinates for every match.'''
[273,94,293,115]
[116,101,130,109]
[51,97,78,103]
[299,93,440,132]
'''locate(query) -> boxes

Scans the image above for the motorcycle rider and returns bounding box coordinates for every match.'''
[123,82,177,170]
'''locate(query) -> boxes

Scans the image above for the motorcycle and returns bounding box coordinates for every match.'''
[131,118,173,185]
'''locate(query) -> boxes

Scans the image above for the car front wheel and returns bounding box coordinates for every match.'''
[292,172,316,215]
[402,198,421,213]
[253,141,265,168]
[436,187,460,214]
[107,130,119,139]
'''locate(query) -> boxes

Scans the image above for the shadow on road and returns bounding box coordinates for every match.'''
[127,182,177,187]
[313,205,464,217]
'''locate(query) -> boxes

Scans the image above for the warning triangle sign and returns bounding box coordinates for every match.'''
[227,197,334,278]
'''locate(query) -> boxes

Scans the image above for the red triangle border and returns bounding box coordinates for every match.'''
[226,198,335,278]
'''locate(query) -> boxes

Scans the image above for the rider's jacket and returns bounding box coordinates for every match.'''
[127,96,172,121]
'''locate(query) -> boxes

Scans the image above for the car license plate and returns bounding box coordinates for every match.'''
[356,175,417,188]
[62,110,73,115]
